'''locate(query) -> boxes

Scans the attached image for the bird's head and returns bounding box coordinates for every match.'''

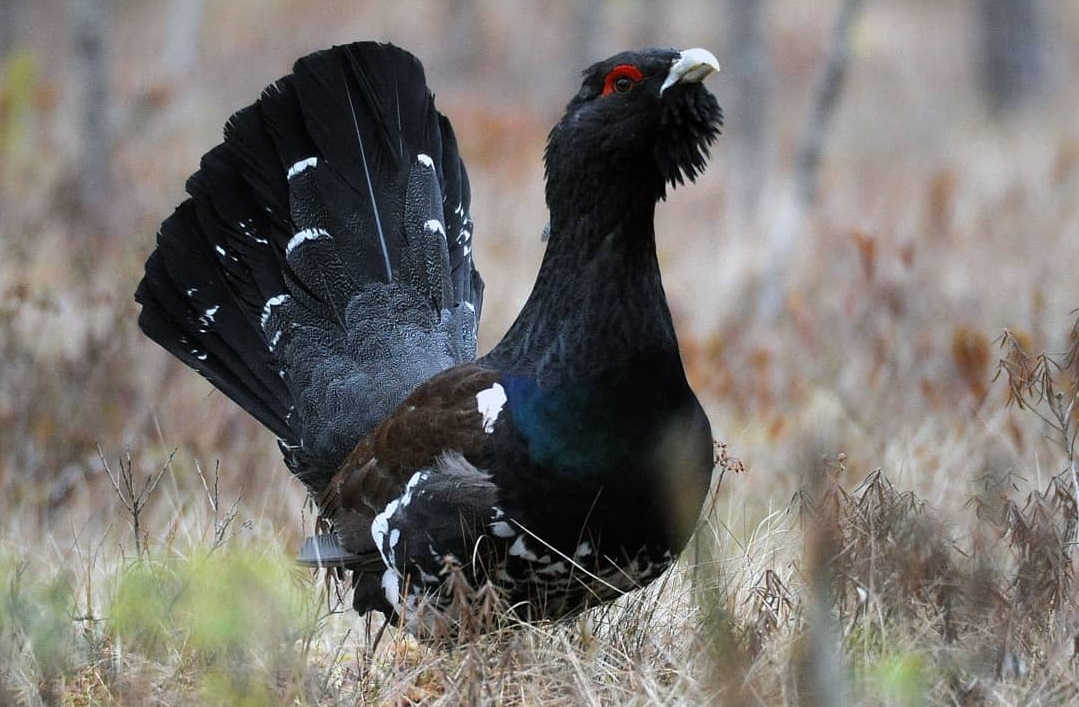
[545,47,723,212]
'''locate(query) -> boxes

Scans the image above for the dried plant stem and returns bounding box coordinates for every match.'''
[99,447,172,558]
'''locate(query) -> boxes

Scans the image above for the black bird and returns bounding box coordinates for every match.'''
[136,42,722,633]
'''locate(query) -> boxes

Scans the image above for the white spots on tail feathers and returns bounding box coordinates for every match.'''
[287,156,318,179]
[371,470,429,608]
[237,217,267,244]
[476,383,507,434]
[574,541,593,559]
[455,204,474,248]
[185,287,198,297]
[416,153,434,169]
[261,294,288,329]
[285,227,330,256]
[197,305,220,333]
[214,244,240,263]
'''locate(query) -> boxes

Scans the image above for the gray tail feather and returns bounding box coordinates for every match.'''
[136,42,483,493]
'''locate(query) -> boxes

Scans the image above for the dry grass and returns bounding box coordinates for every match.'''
[3,1,1079,704]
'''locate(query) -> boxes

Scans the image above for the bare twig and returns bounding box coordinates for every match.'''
[98,447,172,558]
[195,458,242,550]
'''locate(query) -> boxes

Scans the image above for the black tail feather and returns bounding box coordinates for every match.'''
[136,42,483,493]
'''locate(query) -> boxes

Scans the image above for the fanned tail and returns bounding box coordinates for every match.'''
[136,42,483,493]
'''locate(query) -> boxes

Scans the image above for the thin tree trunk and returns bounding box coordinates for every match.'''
[726,0,771,219]
[977,0,1047,116]
[0,0,31,60]
[160,0,203,78]
[757,0,865,323]
[793,0,864,208]
[71,0,111,224]
[573,0,604,68]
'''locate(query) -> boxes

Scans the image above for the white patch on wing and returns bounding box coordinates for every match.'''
[416,153,434,169]
[286,227,330,256]
[287,156,318,178]
[476,383,507,434]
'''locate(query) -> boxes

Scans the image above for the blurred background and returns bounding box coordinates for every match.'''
[1,0,1076,544]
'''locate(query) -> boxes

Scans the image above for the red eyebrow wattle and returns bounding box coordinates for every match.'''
[601,65,644,96]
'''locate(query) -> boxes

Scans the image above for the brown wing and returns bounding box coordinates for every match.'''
[317,363,501,557]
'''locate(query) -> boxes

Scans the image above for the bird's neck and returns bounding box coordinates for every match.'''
[484,192,683,385]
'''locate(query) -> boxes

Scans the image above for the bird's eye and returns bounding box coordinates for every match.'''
[602,65,644,97]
